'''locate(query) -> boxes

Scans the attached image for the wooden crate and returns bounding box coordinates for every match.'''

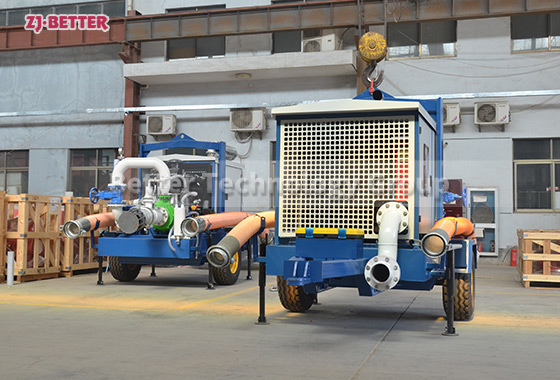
[61,197,109,275]
[5,194,62,282]
[517,229,560,288]
[0,191,5,282]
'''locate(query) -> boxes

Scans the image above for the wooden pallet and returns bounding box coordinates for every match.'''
[517,229,560,288]
[17,272,60,283]
[59,267,105,278]
[60,197,109,274]
[0,191,5,282]
[5,194,62,279]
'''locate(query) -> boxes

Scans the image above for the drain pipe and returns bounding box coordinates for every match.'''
[364,202,408,291]
[7,250,14,286]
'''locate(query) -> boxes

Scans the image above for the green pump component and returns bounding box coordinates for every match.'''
[153,196,174,233]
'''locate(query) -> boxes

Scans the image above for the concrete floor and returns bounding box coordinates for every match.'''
[1,263,559,380]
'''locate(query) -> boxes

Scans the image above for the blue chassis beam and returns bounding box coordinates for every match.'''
[265,239,474,296]
[98,231,223,266]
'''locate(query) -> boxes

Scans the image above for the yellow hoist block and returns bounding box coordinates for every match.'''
[358,32,387,63]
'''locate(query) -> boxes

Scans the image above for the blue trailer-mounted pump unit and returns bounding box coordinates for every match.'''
[63,133,251,286]
[265,94,477,322]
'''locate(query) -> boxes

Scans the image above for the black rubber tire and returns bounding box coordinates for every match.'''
[109,256,142,282]
[211,252,241,285]
[442,262,475,321]
[277,276,314,312]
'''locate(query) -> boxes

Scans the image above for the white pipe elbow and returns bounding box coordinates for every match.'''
[110,157,171,194]
[365,202,408,291]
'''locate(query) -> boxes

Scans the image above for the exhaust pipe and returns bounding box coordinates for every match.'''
[421,217,475,258]
[206,211,274,268]
[63,212,115,239]
[180,212,252,238]
[364,202,408,291]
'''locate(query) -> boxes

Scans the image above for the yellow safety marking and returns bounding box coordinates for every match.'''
[296,227,365,236]
[0,300,145,312]
[477,291,560,298]
[177,286,260,310]
[437,315,560,330]
[0,282,281,314]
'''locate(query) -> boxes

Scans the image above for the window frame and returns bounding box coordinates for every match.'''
[511,12,560,53]
[513,138,560,212]
[68,148,117,197]
[387,20,457,60]
[165,4,226,61]
[0,150,29,195]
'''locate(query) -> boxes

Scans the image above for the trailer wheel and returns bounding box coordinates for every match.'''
[277,276,314,312]
[109,257,141,282]
[211,251,241,285]
[442,262,475,321]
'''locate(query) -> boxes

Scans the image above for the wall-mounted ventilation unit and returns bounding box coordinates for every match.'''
[475,102,510,125]
[230,109,266,132]
[301,29,340,52]
[443,103,461,126]
[147,115,177,136]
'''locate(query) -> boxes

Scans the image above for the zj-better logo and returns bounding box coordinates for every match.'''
[24,14,110,34]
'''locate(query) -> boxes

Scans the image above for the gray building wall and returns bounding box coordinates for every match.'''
[1,2,559,253]
[0,43,124,196]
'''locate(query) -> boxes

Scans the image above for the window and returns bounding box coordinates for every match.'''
[273,30,301,54]
[69,149,117,197]
[514,139,560,211]
[511,13,560,52]
[0,1,126,27]
[0,151,29,194]
[167,5,226,60]
[387,21,456,59]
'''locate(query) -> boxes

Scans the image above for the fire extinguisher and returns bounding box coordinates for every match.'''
[510,247,518,267]
[477,241,484,253]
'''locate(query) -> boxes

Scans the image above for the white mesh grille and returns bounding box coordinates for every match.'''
[278,116,414,238]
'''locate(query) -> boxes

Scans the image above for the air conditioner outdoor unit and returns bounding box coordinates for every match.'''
[230,109,266,132]
[475,102,510,125]
[147,115,177,136]
[443,103,461,126]
[301,29,339,52]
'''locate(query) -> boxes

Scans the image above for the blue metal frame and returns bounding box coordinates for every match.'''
[267,91,472,297]
[139,133,227,213]
[99,230,226,266]
[96,133,236,267]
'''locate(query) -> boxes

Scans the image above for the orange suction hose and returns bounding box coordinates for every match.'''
[63,212,115,239]
[206,211,275,268]
[180,212,252,237]
[421,217,475,257]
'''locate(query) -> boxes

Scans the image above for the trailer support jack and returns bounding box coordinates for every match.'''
[443,246,458,336]
[256,236,269,325]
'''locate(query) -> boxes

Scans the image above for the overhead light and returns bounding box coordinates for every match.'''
[235,72,252,79]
